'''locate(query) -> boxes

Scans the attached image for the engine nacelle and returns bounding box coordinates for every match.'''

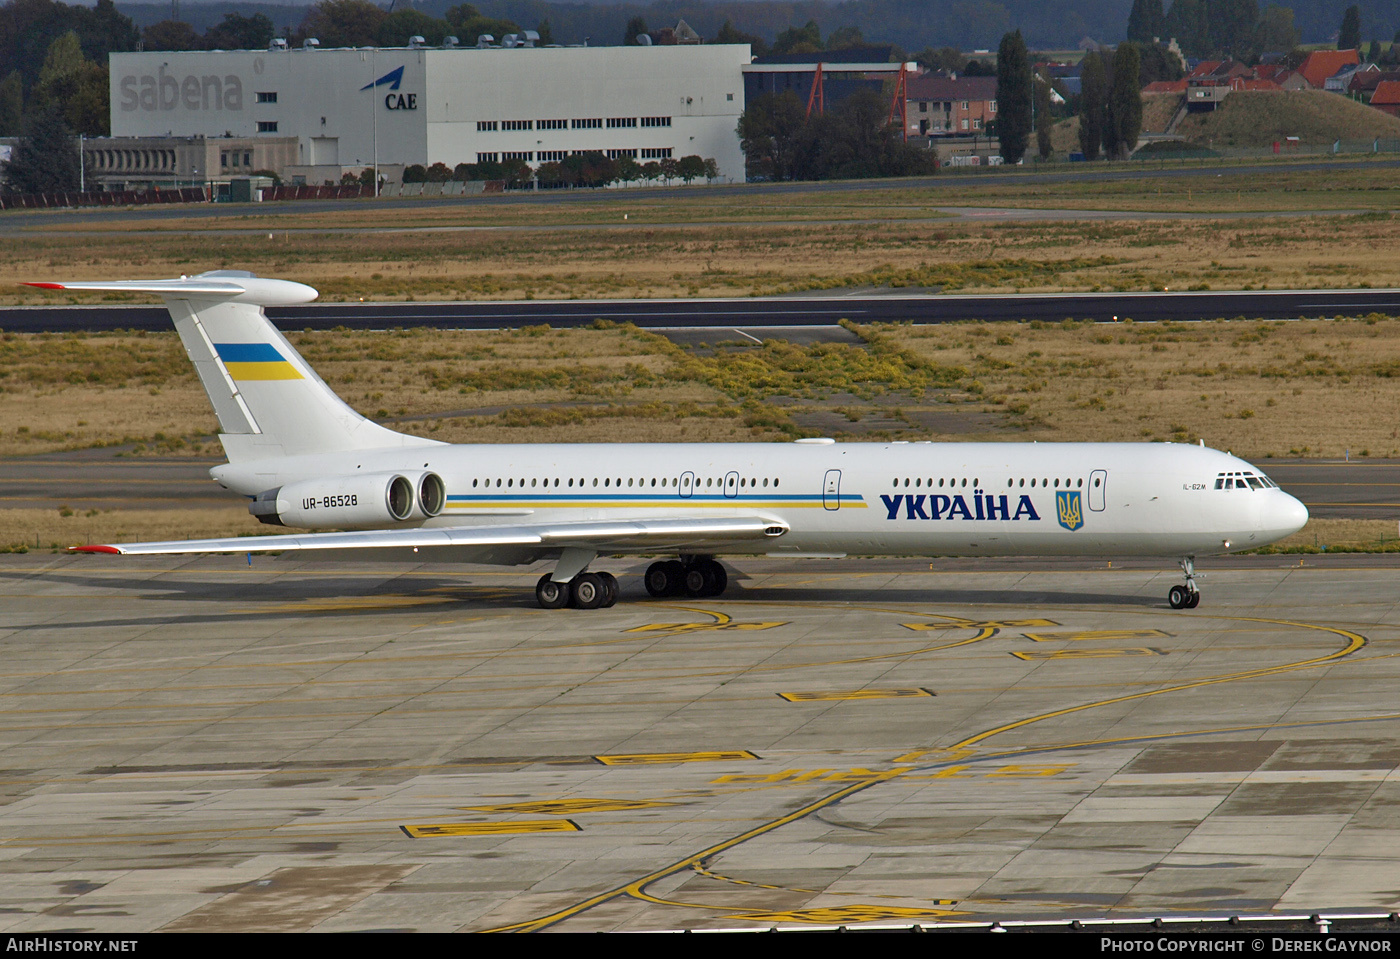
[250,471,446,529]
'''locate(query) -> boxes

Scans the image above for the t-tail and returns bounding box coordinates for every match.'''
[27,272,438,462]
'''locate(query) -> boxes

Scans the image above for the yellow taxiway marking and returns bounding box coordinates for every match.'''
[903,617,1059,631]
[778,688,934,702]
[1010,647,1165,661]
[725,905,969,923]
[1022,629,1172,643]
[400,820,580,838]
[463,799,680,815]
[480,616,1369,933]
[626,622,787,634]
[950,617,1367,750]
[594,750,758,766]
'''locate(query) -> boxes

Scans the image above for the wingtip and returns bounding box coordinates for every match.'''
[69,545,121,554]
[24,282,66,290]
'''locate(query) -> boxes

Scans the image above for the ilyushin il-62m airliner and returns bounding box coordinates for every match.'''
[33,273,1309,611]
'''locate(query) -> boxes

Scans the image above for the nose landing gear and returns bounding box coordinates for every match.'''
[1168,556,1201,609]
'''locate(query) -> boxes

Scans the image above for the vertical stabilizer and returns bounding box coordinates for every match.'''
[27,272,440,462]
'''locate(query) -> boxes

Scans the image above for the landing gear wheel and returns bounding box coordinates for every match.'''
[1186,590,1201,608]
[535,574,569,610]
[684,563,715,599]
[645,561,677,597]
[570,572,606,610]
[662,560,686,595]
[1168,584,1190,609]
[598,571,619,608]
[702,559,728,597]
[683,559,728,598]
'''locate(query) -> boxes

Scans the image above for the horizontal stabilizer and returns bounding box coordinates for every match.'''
[70,516,789,557]
[26,273,317,307]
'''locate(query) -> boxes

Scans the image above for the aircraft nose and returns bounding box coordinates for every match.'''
[1273,491,1309,535]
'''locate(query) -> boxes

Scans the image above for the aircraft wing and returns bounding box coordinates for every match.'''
[70,516,789,556]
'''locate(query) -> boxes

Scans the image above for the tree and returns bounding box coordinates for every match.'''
[445,6,519,44]
[1131,41,1185,85]
[536,19,554,46]
[677,154,705,183]
[826,26,865,50]
[1108,43,1143,160]
[29,31,106,135]
[1,106,79,193]
[624,16,647,45]
[1078,50,1107,160]
[1340,5,1362,51]
[737,90,806,181]
[914,47,968,74]
[1127,0,1165,43]
[715,19,767,56]
[298,0,388,48]
[615,156,642,184]
[1165,0,1208,58]
[0,72,23,136]
[74,0,140,67]
[995,31,1032,164]
[204,13,275,50]
[772,21,822,55]
[789,89,934,180]
[376,10,448,47]
[1034,69,1053,160]
[142,20,202,52]
[1255,6,1300,55]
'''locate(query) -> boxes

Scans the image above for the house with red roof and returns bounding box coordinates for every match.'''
[1297,49,1361,89]
[1370,80,1400,116]
[905,76,998,136]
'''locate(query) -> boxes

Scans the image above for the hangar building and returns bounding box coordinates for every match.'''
[106,42,750,185]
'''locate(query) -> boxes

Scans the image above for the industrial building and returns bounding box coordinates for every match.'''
[102,41,750,187]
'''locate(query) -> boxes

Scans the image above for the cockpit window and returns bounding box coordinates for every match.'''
[1215,471,1273,491]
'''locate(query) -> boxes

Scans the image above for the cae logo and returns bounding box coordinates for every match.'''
[361,65,416,110]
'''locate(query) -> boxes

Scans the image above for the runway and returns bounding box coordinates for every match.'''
[0,551,1397,931]
[5,288,1400,334]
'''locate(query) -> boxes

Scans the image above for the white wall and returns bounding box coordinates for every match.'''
[424,44,748,179]
[110,44,748,181]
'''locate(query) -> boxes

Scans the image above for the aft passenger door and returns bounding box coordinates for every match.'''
[724,471,739,499]
[1089,470,1107,511]
[823,469,842,511]
[679,471,694,498]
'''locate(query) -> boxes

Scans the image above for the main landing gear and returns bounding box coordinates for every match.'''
[643,558,728,599]
[1168,556,1201,609]
[535,571,619,610]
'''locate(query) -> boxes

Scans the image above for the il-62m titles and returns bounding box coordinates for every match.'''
[30,274,1308,611]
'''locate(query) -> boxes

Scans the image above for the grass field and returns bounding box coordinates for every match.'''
[6,203,1400,305]
[5,314,1400,461]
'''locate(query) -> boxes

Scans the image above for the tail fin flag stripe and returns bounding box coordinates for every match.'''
[215,343,286,362]
[215,343,305,381]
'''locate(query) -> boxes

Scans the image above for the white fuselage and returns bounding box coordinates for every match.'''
[211,440,1308,560]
